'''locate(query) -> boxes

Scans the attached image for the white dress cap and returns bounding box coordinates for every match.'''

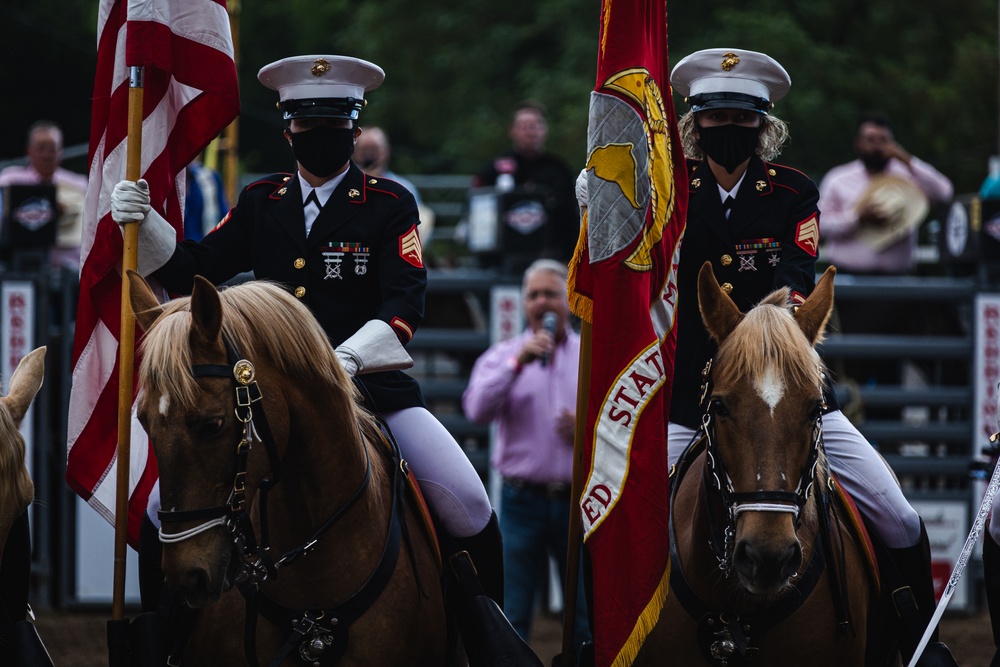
[258,55,385,119]
[670,48,790,113]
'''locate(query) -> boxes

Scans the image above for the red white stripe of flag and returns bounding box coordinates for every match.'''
[66,0,239,546]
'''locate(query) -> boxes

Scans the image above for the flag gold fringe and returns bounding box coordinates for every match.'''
[612,558,671,667]
[567,208,594,323]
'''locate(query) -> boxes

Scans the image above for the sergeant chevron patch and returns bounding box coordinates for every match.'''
[399,225,423,268]
[795,215,819,256]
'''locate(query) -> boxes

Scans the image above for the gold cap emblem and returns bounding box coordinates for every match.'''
[311,58,331,77]
[755,180,766,192]
[348,188,360,198]
[721,52,740,71]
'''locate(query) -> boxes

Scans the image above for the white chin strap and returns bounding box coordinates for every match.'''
[335,319,413,377]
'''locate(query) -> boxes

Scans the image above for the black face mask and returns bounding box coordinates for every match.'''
[860,152,891,173]
[696,124,762,173]
[288,125,355,178]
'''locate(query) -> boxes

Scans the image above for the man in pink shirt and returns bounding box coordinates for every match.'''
[818,112,957,397]
[819,112,953,275]
[463,258,590,653]
[0,120,88,271]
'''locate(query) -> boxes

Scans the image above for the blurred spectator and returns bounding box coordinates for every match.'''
[355,126,435,244]
[183,158,228,241]
[471,100,579,266]
[818,112,958,402]
[462,258,591,653]
[0,120,88,271]
[819,111,953,275]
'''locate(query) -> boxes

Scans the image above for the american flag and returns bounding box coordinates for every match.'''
[66,0,239,546]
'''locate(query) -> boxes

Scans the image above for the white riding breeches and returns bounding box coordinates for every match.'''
[146,406,494,539]
[384,406,493,538]
[668,409,923,549]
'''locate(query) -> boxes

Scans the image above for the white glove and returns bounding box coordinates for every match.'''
[112,179,151,224]
[335,320,413,378]
[336,349,360,377]
[575,169,589,210]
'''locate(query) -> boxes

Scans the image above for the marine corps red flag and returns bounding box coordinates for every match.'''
[66,0,239,546]
[567,0,687,663]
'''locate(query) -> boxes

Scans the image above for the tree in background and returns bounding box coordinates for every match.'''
[1,0,997,193]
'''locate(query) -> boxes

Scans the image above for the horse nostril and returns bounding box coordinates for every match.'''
[733,541,757,578]
[183,567,210,594]
[780,542,802,580]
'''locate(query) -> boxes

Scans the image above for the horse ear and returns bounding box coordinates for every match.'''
[189,275,223,346]
[794,265,837,345]
[3,346,45,426]
[697,261,743,342]
[127,270,164,332]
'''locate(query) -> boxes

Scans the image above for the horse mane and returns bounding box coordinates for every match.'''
[713,288,826,392]
[139,281,377,434]
[0,400,30,513]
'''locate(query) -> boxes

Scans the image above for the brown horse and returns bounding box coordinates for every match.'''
[128,273,447,666]
[639,263,882,666]
[0,346,45,565]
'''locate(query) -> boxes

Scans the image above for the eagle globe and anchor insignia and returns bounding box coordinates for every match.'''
[581,67,677,273]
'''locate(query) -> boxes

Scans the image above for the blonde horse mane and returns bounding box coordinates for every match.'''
[0,401,30,517]
[713,288,826,393]
[138,281,378,435]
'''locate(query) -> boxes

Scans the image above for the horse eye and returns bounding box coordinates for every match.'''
[711,397,730,419]
[197,417,226,438]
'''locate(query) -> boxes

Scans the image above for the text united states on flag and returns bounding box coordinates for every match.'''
[567,0,688,664]
[66,0,239,547]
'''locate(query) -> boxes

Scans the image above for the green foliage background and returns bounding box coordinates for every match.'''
[1,0,997,192]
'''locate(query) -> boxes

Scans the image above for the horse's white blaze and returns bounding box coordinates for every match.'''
[159,393,170,416]
[755,365,785,414]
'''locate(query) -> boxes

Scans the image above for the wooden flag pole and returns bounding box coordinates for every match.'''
[223,0,241,205]
[561,319,592,665]
[112,65,144,623]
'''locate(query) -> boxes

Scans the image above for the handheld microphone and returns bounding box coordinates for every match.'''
[540,311,558,367]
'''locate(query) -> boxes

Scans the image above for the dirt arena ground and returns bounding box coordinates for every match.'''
[29,606,998,666]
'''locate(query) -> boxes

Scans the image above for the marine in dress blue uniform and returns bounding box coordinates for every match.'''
[113,55,506,621]
[664,47,956,667]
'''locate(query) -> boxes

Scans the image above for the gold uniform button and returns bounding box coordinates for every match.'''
[768,169,776,177]
[294,286,306,299]
[721,282,733,294]
[293,258,305,269]
[721,254,733,266]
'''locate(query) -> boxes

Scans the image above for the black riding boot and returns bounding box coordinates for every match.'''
[983,529,1000,667]
[0,511,30,625]
[446,512,543,667]
[452,511,505,608]
[887,521,958,667]
[1,511,54,667]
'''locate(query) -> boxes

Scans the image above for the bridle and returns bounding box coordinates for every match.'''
[697,358,826,575]
[155,336,412,666]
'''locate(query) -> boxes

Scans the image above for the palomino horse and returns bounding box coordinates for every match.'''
[0,346,45,565]
[128,273,447,666]
[639,263,885,666]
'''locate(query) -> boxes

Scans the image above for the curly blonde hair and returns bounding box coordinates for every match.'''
[678,111,790,163]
